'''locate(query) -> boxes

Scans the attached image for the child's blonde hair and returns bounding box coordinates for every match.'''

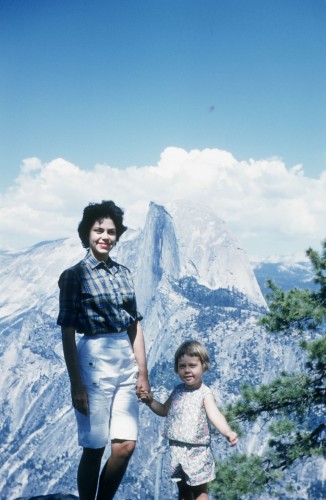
[174,340,210,373]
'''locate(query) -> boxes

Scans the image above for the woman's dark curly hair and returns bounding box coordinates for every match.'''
[78,200,127,248]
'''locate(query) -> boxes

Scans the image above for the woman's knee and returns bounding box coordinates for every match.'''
[111,439,136,459]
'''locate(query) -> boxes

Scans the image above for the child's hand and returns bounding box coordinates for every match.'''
[227,431,238,447]
[138,391,152,404]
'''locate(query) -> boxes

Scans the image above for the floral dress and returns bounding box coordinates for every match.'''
[163,383,216,486]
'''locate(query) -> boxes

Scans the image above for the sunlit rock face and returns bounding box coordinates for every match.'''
[0,201,323,499]
[16,495,78,500]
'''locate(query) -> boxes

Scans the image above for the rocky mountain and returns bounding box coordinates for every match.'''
[252,258,315,297]
[0,201,324,499]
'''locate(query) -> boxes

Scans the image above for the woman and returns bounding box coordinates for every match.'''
[57,200,150,500]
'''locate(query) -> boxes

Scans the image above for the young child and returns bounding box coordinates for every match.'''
[142,340,238,500]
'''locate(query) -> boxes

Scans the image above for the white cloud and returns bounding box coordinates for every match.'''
[20,157,43,174]
[0,147,325,256]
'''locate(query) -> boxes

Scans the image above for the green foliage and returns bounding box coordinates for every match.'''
[260,240,326,332]
[209,455,272,500]
[227,371,312,421]
[268,417,296,436]
[306,243,326,306]
[259,283,318,332]
[210,241,326,498]
[302,334,326,377]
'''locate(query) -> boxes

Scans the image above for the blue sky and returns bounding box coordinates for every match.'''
[0,0,325,257]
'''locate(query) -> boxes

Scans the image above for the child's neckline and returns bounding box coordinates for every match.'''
[182,381,203,391]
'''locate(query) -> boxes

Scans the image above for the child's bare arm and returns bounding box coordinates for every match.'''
[142,393,172,417]
[204,393,238,446]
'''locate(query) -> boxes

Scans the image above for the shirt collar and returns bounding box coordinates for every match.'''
[84,252,119,274]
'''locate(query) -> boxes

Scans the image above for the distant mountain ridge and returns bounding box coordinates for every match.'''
[252,259,314,296]
[0,201,323,499]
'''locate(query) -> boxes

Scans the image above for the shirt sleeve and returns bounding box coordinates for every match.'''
[134,301,143,322]
[57,267,81,328]
[123,266,143,322]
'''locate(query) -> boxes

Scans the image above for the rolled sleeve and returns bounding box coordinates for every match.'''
[123,268,143,323]
[135,308,143,322]
[57,268,81,328]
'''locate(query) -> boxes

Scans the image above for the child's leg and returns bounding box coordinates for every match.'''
[177,479,194,500]
[177,480,209,500]
[191,482,208,500]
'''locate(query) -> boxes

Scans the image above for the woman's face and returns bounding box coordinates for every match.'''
[88,217,117,261]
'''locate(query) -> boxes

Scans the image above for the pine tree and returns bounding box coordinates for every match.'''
[210,241,326,499]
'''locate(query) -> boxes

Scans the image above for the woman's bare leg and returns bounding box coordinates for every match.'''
[77,447,105,500]
[96,439,136,500]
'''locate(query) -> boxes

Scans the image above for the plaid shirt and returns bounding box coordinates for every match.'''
[57,252,142,335]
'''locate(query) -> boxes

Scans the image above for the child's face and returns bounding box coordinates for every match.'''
[177,355,203,389]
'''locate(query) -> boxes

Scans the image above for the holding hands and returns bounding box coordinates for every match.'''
[136,374,151,402]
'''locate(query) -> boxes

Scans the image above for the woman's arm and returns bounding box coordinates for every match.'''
[61,326,88,416]
[204,393,238,446]
[127,320,150,397]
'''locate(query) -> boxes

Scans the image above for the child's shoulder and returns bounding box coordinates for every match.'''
[200,383,213,397]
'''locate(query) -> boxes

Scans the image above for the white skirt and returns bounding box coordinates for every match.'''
[75,332,139,448]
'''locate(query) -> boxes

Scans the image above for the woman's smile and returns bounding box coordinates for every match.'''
[89,217,117,261]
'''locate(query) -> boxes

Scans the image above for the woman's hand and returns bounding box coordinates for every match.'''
[71,383,89,416]
[136,372,151,401]
[128,321,151,401]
